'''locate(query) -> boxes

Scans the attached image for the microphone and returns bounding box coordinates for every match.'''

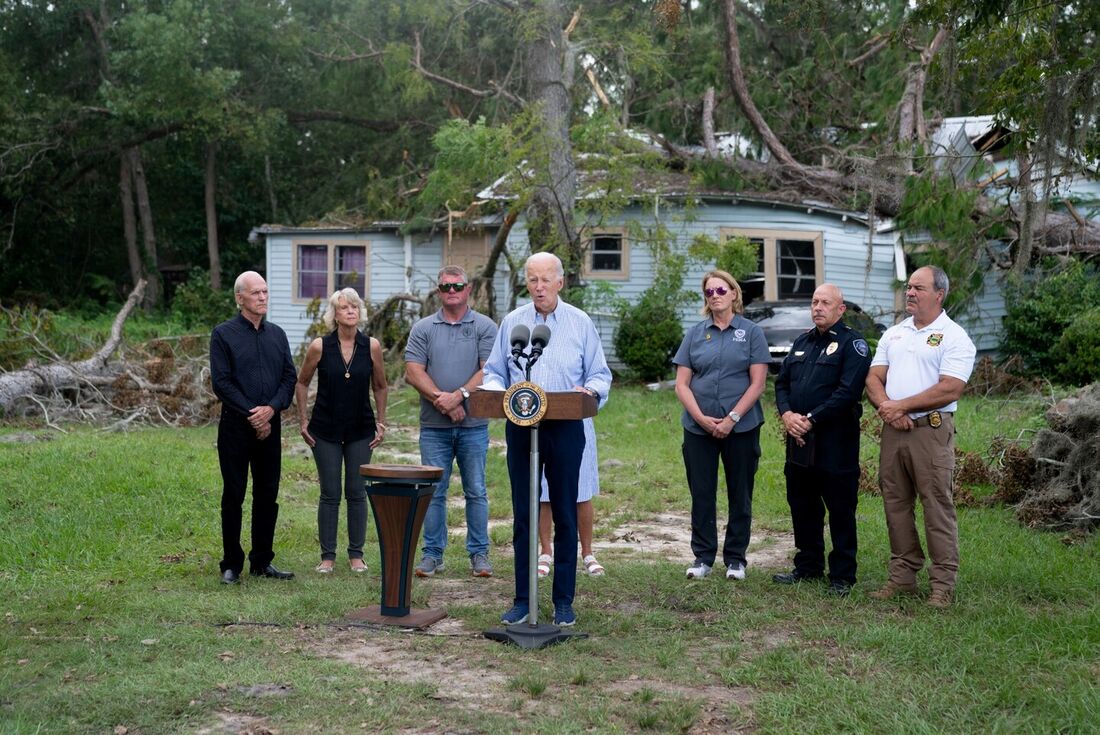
[529,324,551,359]
[510,324,531,359]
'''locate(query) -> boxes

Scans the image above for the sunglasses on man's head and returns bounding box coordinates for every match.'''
[704,286,729,297]
[438,282,467,293]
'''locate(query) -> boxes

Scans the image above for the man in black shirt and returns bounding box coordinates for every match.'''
[773,284,871,596]
[210,271,297,584]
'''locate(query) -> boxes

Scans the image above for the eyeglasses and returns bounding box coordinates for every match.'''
[704,286,729,297]
[438,282,467,293]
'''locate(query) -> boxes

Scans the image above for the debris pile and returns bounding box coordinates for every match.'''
[1013,383,1100,531]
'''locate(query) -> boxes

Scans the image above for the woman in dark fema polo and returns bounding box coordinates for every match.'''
[673,270,769,581]
[295,287,388,574]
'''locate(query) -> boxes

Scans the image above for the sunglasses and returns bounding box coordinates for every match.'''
[438,282,467,293]
[704,286,729,297]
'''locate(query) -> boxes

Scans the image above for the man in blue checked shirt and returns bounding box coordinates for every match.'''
[482,252,611,628]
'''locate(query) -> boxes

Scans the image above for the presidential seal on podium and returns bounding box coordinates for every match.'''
[503,381,548,426]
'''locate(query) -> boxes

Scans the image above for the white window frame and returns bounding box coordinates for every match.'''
[720,227,823,301]
[291,239,371,304]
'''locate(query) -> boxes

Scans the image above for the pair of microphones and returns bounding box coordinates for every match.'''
[509,324,551,372]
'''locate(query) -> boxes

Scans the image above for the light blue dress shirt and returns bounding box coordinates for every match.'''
[482,300,612,409]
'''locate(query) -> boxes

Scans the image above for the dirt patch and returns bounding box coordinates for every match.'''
[599,512,796,570]
[194,711,275,735]
[607,677,754,734]
[319,628,510,708]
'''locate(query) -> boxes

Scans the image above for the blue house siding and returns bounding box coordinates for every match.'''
[261,227,511,353]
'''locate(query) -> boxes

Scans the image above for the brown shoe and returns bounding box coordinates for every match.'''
[927,589,953,609]
[869,581,917,600]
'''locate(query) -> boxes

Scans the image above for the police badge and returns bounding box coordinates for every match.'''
[503,382,548,426]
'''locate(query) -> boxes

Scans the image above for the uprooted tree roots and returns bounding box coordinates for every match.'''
[1011,383,1100,531]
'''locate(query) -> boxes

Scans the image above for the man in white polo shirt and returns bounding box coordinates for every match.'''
[865,265,976,608]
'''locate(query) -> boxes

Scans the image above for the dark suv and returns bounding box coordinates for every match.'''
[743,300,884,372]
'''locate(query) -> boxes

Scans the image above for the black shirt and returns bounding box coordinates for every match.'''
[307,330,377,443]
[210,314,297,422]
[774,320,871,472]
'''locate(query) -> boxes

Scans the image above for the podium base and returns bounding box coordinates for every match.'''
[483,623,589,649]
[346,605,447,629]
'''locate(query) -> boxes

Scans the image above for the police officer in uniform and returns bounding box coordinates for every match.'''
[773,284,871,596]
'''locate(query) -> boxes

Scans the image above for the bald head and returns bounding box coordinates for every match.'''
[811,283,846,332]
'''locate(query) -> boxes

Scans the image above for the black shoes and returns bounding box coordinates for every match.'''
[221,569,240,585]
[827,580,853,597]
[251,564,295,580]
[772,570,824,584]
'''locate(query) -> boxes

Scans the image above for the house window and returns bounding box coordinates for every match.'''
[297,245,329,300]
[720,228,823,302]
[582,228,629,280]
[335,246,366,294]
[293,241,370,302]
[777,239,817,298]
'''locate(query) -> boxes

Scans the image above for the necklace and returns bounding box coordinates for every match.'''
[341,341,357,379]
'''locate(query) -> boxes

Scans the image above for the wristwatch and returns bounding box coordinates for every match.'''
[728,409,741,423]
[459,387,470,400]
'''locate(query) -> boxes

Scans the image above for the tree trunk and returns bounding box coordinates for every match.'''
[119,153,143,290]
[264,154,279,221]
[896,27,949,171]
[0,280,146,415]
[721,0,800,168]
[524,0,580,283]
[126,147,160,307]
[204,141,222,290]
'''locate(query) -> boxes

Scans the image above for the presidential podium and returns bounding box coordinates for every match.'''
[467,389,597,423]
[469,388,597,649]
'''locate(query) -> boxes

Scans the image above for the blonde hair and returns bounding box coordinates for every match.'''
[700,270,743,316]
[321,288,367,331]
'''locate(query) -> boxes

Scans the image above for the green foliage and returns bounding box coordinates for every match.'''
[614,251,690,382]
[170,270,235,330]
[1054,307,1100,386]
[1000,260,1100,377]
[687,234,757,281]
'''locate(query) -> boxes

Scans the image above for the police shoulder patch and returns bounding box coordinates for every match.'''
[853,339,869,357]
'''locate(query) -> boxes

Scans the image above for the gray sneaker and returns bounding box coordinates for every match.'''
[414,556,444,577]
[471,552,493,578]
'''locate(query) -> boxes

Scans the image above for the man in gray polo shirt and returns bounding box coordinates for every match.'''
[405,265,499,577]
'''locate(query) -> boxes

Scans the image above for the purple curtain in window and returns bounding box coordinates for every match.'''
[298,245,328,299]
[336,246,366,296]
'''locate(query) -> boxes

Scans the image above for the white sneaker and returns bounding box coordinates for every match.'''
[686,560,712,579]
[726,562,746,580]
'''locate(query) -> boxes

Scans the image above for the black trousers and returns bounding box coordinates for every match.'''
[784,464,859,584]
[217,414,282,573]
[682,426,760,568]
[506,420,584,609]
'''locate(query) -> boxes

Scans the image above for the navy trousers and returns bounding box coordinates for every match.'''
[506,420,585,609]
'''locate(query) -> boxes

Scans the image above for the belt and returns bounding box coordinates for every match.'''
[912,410,953,428]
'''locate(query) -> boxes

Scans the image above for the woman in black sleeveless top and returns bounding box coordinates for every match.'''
[295,288,388,573]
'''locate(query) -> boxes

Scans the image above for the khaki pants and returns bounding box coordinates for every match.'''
[878,415,958,592]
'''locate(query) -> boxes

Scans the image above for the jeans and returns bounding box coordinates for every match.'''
[310,435,373,561]
[419,425,490,558]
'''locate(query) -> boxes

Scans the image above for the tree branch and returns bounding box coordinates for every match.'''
[720,0,801,168]
[285,110,402,131]
[411,32,525,107]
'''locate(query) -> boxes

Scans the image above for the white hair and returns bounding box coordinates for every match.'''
[525,251,564,279]
[321,288,367,331]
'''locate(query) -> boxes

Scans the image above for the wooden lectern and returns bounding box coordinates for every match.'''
[347,463,446,629]
[468,389,597,422]
[469,388,597,648]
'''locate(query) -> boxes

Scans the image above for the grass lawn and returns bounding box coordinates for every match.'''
[1,384,1097,734]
